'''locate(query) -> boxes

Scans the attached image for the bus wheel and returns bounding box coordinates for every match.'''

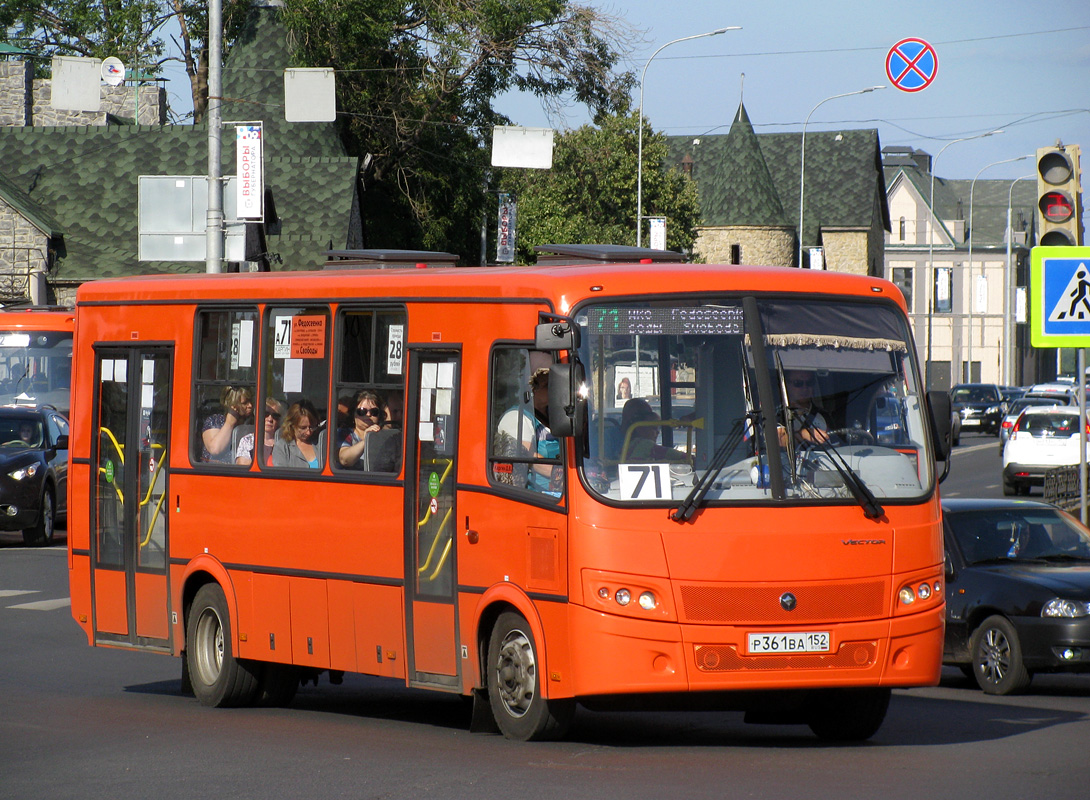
[186,583,260,708]
[486,611,573,741]
[806,687,890,741]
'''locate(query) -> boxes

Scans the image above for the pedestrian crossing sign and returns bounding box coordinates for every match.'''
[1031,246,1090,347]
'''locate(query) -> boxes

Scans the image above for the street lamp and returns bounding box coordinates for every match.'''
[925,130,1003,388]
[636,27,740,247]
[966,154,1030,382]
[1005,173,1034,386]
[797,86,885,267]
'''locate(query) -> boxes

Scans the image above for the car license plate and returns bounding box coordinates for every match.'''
[747,631,830,654]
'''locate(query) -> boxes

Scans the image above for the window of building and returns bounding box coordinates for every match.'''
[934,267,952,313]
[899,216,906,241]
[892,268,913,311]
[730,244,741,265]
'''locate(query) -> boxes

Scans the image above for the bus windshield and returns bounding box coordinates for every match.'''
[0,330,72,414]
[576,296,933,506]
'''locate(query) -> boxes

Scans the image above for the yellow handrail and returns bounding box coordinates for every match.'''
[417,507,453,576]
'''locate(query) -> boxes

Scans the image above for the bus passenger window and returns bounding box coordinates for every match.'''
[191,309,257,466]
[332,307,406,475]
[488,348,562,499]
[263,307,331,468]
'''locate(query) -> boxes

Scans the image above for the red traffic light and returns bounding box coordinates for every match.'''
[1040,190,1075,223]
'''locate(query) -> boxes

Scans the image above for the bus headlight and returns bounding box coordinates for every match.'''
[614,588,631,606]
[899,586,916,605]
[638,591,657,611]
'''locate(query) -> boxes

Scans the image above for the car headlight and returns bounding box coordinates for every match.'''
[9,463,38,481]
[1042,598,1090,618]
[986,405,1000,415]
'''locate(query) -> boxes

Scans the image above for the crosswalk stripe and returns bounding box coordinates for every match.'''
[9,597,71,611]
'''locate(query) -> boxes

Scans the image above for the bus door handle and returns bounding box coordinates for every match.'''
[465,516,478,544]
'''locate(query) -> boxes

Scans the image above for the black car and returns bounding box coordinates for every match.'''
[949,383,1005,435]
[942,498,1090,695]
[0,404,68,545]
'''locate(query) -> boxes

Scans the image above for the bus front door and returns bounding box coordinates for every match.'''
[405,349,460,689]
[90,347,172,652]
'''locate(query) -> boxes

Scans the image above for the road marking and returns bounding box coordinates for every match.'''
[0,589,37,598]
[9,597,70,611]
[951,440,999,456]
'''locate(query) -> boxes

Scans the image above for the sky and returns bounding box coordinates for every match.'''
[159,0,1090,182]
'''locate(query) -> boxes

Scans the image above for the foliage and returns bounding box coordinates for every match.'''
[497,112,702,263]
[0,1,251,122]
[278,0,637,260]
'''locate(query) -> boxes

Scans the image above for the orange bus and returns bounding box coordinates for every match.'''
[67,257,952,741]
[0,306,74,415]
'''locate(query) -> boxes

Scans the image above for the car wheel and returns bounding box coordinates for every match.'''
[22,484,55,546]
[970,615,1031,695]
[486,611,573,741]
[186,583,261,707]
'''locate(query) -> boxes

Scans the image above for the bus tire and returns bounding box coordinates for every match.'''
[806,687,890,742]
[486,611,573,741]
[186,583,260,708]
[22,484,55,546]
[257,663,300,707]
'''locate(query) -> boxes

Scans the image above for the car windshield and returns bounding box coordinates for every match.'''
[951,386,999,403]
[947,508,1090,563]
[0,415,42,448]
[575,296,934,507]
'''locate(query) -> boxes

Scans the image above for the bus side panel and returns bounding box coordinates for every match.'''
[134,571,169,640]
[290,576,331,669]
[243,573,292,663]
[69,554,93,644]
[333,582,406,680]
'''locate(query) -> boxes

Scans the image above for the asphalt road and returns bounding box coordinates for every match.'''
[3,457,1089,799]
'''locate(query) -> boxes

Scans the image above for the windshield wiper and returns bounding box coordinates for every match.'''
[805,437,885,520]
[671,419,745,523]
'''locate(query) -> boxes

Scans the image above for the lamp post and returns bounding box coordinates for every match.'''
[797,86,885,267]
[924,130,1003,388]
[205,0,223,274]
[1005,174,1034,386]
[636,27,739,247]
[966,154,1030,382]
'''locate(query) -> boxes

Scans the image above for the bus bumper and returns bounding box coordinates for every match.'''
[566,603,944,699]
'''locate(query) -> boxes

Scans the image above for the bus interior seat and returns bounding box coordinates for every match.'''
[231,424,254,457]
[364,428,401,472]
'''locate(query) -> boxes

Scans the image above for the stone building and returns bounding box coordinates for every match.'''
[668,102,890,276]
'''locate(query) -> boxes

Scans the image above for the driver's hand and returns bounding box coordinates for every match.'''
[799,427,828,443]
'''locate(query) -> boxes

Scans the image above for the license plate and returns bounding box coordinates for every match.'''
[747,631,830,654]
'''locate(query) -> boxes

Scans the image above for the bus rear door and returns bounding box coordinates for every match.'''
[405,348,461,689]
[90,347,173,652]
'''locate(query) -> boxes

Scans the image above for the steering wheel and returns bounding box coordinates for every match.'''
[827,427,875,446]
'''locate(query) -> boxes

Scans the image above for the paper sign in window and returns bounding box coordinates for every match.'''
[290,316,325,358]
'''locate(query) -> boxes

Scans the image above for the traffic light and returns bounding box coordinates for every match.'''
[1035,143,1082,246]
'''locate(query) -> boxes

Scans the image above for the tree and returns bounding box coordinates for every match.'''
[278,0,637,260]
[0,1,251,122]
[497,112,702,263]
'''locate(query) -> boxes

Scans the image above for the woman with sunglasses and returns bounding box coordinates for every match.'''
[272,401,324,469]
[235,397,284,466]
[777,369,828,446]
[337,389,385,469]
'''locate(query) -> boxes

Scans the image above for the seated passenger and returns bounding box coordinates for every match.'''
[338,390,384,469]
[235,397,284,466]
[272,401,323,469]
[621,398,688,463]
[202,386,253,463]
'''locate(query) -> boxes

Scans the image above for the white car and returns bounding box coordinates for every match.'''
[1001,406,1090,495]
[997,395,1077,451]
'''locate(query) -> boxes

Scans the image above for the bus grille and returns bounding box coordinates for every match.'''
[694,642,878,672]
[678,581,886,624]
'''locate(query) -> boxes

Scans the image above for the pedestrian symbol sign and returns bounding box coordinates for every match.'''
[1031,246,1090,347]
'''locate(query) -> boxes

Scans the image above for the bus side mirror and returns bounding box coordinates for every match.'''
[535,321,580,352]
[547,361,586,439]
[927,390,952,461]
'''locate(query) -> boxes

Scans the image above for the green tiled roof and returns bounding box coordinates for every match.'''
[0,170,63,235]
[0,6,359,283]
[669,113,889,247]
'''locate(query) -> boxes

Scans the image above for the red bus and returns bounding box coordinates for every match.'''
[0,306,74,416]
[68,258,951,741]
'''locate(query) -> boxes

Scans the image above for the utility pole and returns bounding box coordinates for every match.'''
[205,0,224,274]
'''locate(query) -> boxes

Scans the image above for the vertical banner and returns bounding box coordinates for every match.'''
[236,124,263,220]
[497,193,516,263]
[648,217,666,250]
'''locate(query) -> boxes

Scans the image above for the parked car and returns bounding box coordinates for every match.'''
[998,396,1076,451]
[942,498,1090,695]
[1001,406,1089,495]
[0,404,67,545]
[950,383,1005,435]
